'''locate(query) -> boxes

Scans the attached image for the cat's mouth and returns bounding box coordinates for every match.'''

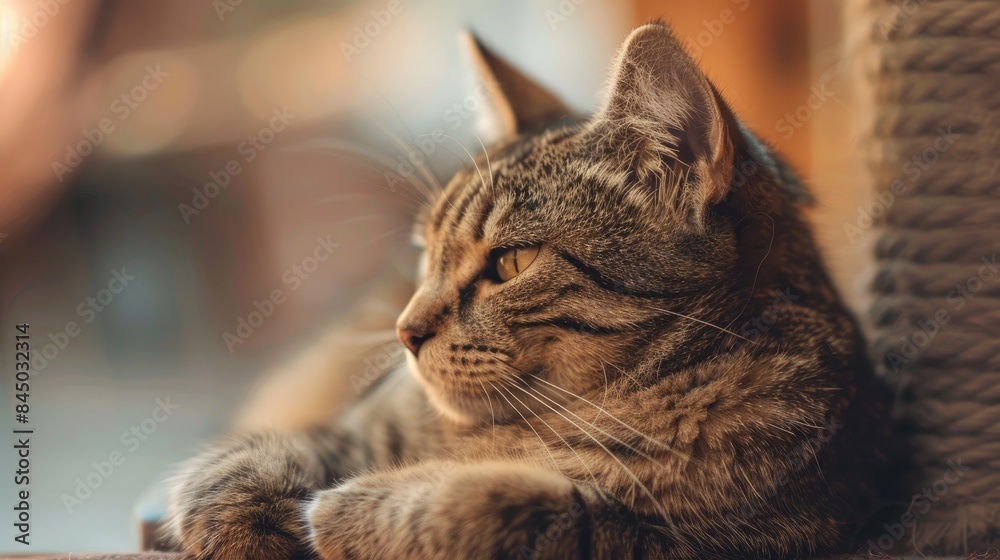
[406,340,537,424]
[411,338,513,381]
[410,356,578,428]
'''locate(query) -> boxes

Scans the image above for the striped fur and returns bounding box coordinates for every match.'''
[165,23,890,559]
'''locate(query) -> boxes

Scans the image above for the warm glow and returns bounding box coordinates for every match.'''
[102,50,201,156]
[0,0,14,80]
[236,17,351,121]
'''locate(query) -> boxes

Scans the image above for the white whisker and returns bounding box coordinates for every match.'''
[430,134,489,194]
[500,379,668,519]
[646,305,754,344]
[477,379,497,455]
[507,378,660,464]
[375,122,442,200]
[521,371,695,464]
[285,137,436,205]
[471,131,494,189]
[355,74,444,195]
[496,379,599,488]
[490,382,561,471]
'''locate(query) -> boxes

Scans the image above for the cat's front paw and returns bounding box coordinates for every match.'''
[306,461,583,560]
[166,433,318,560]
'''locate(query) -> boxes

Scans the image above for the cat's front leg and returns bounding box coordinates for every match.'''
[165,428,353,560]
[307,460,653,560]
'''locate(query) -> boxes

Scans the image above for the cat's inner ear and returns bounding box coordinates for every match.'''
[459,31,571,142]
[597,23,736,219]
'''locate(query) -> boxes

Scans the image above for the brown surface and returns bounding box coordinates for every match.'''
[10,555,182,559]
[5,555,970,559]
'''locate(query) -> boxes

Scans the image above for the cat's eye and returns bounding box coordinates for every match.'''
[495,246,540,282]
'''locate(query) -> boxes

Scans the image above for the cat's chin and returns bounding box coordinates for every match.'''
[423,387,484,426]
[408,359,495,426]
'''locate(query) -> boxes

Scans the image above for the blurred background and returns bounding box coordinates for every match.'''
[0,0,864,553]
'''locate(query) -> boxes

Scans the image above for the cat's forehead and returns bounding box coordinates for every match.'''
[420,125,596,243]
[490,125,584,179]
[418,125,639,254]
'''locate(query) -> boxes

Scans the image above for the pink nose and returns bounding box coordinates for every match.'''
[397,325,433,356]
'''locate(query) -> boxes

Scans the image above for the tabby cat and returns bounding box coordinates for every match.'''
[165,22,889,559]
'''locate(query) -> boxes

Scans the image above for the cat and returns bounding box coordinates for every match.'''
[164,22,891,559]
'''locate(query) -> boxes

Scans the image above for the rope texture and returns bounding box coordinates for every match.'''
[866,0,1000,553]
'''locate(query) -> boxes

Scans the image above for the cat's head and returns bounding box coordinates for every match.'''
[396,22,802,424]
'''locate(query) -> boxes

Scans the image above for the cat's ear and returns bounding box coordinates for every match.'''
[459,31,571,143]
[597,23,736,222]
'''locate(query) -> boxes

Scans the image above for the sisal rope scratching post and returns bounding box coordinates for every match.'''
[861,0,1000,554]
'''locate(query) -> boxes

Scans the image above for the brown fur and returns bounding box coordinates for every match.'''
[165,23,890,559]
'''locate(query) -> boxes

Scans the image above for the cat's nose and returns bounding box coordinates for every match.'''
[398,325,434,356]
